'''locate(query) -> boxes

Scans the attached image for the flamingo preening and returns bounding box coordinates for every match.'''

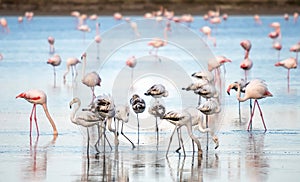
[16,89,58,136]
[130,94,146,145]
[227,79,273,131]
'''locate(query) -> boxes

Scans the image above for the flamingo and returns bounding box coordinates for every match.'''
[162,109,203,159]
[196,99,220,150]
[47,54,61,87]
[253,14,262,25]
[227,79,273,131]
[92,94,117,149]
[63,57,81,84]
[16,89,58,136]
[113,12,123,21]
[81,71,101,104]
[81,52,87,77]
[125,56,137,85]
[208,56,232,72]
[47,36,55,54]
[130,94,146,145]
[78,24,90,41]
[275,57,297,88]
[200,26,216,47]
[284,13,289,21]
[0,18,9,33]
[148,98,166,146]
[114,105,135,148]
[69,97,104,154]
[125,18,140,38]
[148,22,169,61]
[227,79,248,122]
[272,42,282,61]
[293,12,299,23]
[144,84,169,98]
[144,84,168,144]
[289,42,300,62]
[240,40,253,81]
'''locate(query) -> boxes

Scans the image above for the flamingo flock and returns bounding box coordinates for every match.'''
[8,7,300,165]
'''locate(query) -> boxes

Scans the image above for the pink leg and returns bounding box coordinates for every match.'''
[256,101,267,131]
[29,104,36,136]
[247,100,257,131]
[33,104,39,136]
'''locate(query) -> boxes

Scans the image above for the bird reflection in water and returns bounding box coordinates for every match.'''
[22,135,57,181]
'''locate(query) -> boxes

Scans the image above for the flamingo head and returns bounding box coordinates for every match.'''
[16,92,26,99]
[81,52,86,60]
[274,62,283,67]
[226,83,238,95]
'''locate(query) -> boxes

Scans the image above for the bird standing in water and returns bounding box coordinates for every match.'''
[130,94,146,145]
[16,89,58,136]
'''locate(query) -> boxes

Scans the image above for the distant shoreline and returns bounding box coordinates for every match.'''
[0,4,299,16]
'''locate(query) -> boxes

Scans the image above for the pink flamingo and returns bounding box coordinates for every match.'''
[272,42,282,61]
[0,18,9,33]
[294,12,299,24]
[240,40,253,81]
[253,14,262,25]
[47,36,55,54]
[16,89,58,136]
[200,26,216,47]
[113,12,123,21]
[63,57,81,84]
[126,56,137,85]
[275,57,297,89]
[284,13,289,21]
[82,71,101,104]
[227,79,273,131]
[47,54,62,87]
[148,23,168,61]
[289,42,300,62]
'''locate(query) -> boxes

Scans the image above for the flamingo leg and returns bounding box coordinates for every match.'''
[206,114,209,151]
[33,104,39,136]
[198,95,201,106]
[175,128,182,153]
[155,116,159,146]
[121,121,135,148]
[256,101,267,131]
[87,127,90,158]
[247,99,257,131]
[53,66,56,88]
[238,101,241,122]
[29,104,36,136]
[178,128,186,157]
[137,113,140,145]
[166,125,178,157]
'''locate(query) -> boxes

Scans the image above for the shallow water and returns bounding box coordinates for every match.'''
[1,15,300,181]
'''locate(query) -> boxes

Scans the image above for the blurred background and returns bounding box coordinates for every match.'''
[1,0,300,15]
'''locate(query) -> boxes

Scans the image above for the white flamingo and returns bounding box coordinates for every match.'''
[69,97,104,155]
[162,108,203,159]
[63,57,81,84]
[81,71,101,105]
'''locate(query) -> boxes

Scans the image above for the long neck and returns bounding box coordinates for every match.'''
[106,117,115,132]
[42,103,58,136]
[236,84,248,102]
[70,101,80,124]
[81,57,86,77]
